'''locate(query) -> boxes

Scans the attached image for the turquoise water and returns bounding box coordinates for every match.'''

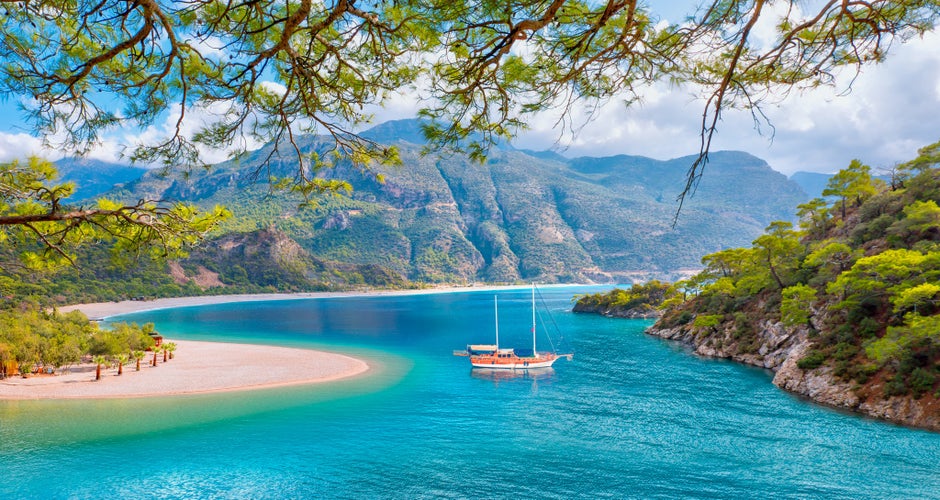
[3,287,940,498]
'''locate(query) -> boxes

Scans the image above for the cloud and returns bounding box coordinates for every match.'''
[1,25,937,179]
[511,30,940,176]
[0,132,55,163]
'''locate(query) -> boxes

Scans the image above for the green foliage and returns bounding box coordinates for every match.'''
[693,314,722,330]
[822,159,880,219]
[780,284,817,327]
[0,0,931,214]
[804,241,859,278]
[88,323,155,356]
[887,200,940,246]
[574,281,679,315]
[0,158,230,271]
[892,283,940,315]
[907,368,937,399]
[899,140,940,175]
[0,303,153,375]
[796,198,831,238]
[865,315,940,365]
[653,146,940,396]
[827,249,940,312]
[797,350,828,370]
[752,221,804,289]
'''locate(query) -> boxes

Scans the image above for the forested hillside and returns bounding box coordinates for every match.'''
[2,119,809,305]
[634,142,940,430]
[101,119,806,283]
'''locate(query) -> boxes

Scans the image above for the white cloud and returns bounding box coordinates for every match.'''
[0,132,55,163]
[2,19,937,179]
[511,30,940,176]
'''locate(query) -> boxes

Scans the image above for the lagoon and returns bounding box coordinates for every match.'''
[2,287,939,498]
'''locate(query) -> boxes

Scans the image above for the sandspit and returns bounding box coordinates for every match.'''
[0,339,369,400]
[57,286,540,320]
[19,285,558,400]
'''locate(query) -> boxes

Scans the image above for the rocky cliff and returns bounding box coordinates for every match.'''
[645,320,940,431]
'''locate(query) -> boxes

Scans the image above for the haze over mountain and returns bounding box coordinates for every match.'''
[54,157,148,201]
[78,119,809,286]
[790,170,893,200]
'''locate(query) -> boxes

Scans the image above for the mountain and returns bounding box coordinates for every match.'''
[54,157,148,201]
[790,170,891,199]
[789,171,831,199]
[102,119,808,285]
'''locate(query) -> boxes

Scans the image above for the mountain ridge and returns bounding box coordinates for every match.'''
[108,120,807,284]
[55,119,809,290]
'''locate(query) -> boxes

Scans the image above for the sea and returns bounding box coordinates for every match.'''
[2,286,940,499]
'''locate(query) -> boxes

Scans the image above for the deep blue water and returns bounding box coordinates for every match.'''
[3,286,940,499]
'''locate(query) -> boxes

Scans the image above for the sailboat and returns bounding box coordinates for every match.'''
[461,285,571,370]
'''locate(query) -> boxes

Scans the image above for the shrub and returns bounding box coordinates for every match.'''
[833,342,860,361]
[693,314,722,330]
[884,377,909,397]
[908,367,937,399]
[857,317,882,339]
[797,350,827,370]
[850,362,881,384]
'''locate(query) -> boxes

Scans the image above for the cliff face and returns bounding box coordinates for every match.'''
[645,322,940,431]
[637,160,940,432]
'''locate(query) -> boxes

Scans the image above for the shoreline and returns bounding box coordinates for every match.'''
[58,284,588,320]
[0,339,369,400]
[19,284,596,401]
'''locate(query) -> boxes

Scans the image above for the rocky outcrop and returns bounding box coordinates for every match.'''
[773,347,861,408]
[168,262,226,289]
[647,319,804,370]
[572,302,662,319]
[646,321,940,432]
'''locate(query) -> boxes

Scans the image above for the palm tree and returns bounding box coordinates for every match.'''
[93,355,107,381]
[161,344,169,363]
[152,347,158,367]
[116,353,129,375]
[165,343,177,360]
[132,350,145,371]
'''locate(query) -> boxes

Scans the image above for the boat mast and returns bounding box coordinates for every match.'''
[494,295,499,350]
[532,283,538,358]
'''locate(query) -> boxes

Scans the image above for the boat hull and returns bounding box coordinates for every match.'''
[470,354,559,370]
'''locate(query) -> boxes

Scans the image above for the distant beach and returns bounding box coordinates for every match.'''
[0,339,369,400]
[58,285,543,320]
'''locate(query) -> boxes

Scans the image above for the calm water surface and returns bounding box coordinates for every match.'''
[2,287,940,498]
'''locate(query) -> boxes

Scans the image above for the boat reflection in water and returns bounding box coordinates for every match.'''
[470,367,556,384]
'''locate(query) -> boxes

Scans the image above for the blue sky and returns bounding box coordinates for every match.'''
[1,6,938,176]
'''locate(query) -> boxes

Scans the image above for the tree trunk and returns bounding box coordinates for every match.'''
[163,350,168,362]
[136,359,141,371]
[118,363,123,376]
[152,351,158,366]
[767,257,784,289]
[95,364,101,381]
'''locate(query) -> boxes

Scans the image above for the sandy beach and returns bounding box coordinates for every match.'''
[0,339,369,400]
[8,286,548,400]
